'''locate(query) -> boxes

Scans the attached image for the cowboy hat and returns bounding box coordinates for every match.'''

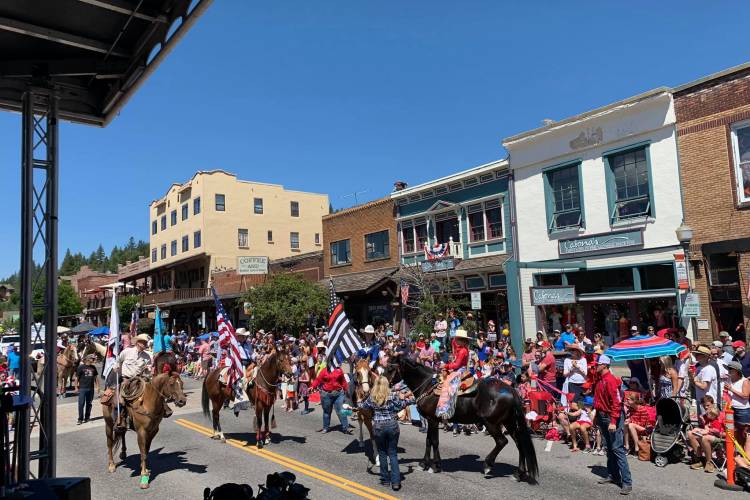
[454,329,470,340]
[364,325,375,334]
[691,345,712,356]
[316,341,326,349]
[235,327,248,336]
[134,334,150,344]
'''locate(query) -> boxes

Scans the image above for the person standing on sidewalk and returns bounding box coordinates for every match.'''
[75,354,100,425]
[593,354,632,495]
[358,376,414,491]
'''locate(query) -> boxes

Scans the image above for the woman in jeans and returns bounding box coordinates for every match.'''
[358,376,414,491]
[311,364,351,434]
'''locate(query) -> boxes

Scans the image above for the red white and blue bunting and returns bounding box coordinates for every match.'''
[424,242,449,261]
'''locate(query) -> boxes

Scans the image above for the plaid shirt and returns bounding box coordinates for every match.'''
[359,392,415,425]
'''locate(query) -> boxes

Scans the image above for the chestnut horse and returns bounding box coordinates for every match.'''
[201,349,293,448]
[102,372,187,489]
[56,344,79,398]
[352,358,380,466]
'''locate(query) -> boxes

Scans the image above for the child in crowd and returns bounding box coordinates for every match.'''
[624,393,654,455]
[516,372,532,401]
[687,395,725,473]
[569,400,594,453]
[297,359,311,415]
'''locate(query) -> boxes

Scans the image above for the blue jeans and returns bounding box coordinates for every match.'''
[78,388,94,421]
[320,390,348,431]
[373,421,400,485]
[596,412,632,488]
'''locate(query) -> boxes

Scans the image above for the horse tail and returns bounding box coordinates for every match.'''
[513,392,538,482]
[201,377,210,419]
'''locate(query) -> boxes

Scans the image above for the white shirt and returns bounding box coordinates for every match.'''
[563,357,587,384]
[675,359,690,398]
[116,346,152,378]
[695,363,719,403]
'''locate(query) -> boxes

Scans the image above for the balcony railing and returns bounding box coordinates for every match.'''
[141,288,211,305]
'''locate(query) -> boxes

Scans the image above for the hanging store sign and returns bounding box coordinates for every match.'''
[530,286,577,306]
[681,293,701,318]
[238,256,268,275]
[421,257,455,273]
[674,253,689,290]
[558,230,643,256]
[471,292,482,310]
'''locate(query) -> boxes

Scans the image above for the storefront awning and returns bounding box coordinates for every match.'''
[326,267,398,294]
[454,254,510,273]
[576,290,676,302]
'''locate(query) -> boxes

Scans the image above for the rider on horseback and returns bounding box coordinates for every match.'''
[436,329,471,420]
[101,334,154,429]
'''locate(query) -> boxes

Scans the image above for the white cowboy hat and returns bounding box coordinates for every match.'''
[316,341,326,349]
[454,329,470,340]
[235,327,248,336]
[134,334,150,344]
[364,325,375,334]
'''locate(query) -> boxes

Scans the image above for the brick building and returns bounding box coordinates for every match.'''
[323,197,399,329]
[674,63,750,341]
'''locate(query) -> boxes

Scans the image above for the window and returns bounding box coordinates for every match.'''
[290,232,300,250]
[151,221,157,235]
[193,230,201,248]
[160,215,166,230]
[170,210,177,226]
[182,235,189,252]
[254,198,263,214]
[315,233,320,245]
[708,254,740,286]
[639,264,675,290]
[566,268,634,294]
[215,193,225,212]
[468,199,503,241]
[365,230,390,260]
[545,164,582,230]
[151,248,157,263]
[731,122,750,205]
[434,214,460,243]
[193,196,201,215]
[401,225,415,253]
[401,219,428,253]
[181,203,188,221]
[238,229,249,248]
[160,244,166,260]
[290,201,299,217]
[330,239,351,265]
[170,240,177,256]
[267,230,273,243]
[607,146,652,222]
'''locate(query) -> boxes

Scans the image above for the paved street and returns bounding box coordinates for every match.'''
[53,377,741,500]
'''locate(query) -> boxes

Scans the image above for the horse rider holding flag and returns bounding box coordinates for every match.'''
[101,334,154,428]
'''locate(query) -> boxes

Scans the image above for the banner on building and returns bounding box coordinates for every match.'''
[238,256,268,275]
[674,253,689,290]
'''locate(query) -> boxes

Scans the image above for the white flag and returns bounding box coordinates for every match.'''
[103,291,119,379]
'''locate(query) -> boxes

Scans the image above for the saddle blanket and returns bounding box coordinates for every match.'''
[219,367,250,416]
[436,368,465,420]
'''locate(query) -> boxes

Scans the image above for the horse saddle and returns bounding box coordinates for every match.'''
[433,373,478,397]
[121,377,147,403]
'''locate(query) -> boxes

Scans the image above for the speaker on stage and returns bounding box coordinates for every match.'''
[23,477,91,500]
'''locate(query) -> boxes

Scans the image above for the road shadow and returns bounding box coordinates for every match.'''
[340,439,406,456]
[122,447,207,481]
[401,453,515,478]
[588,464,609,479]
[223,431,306,446]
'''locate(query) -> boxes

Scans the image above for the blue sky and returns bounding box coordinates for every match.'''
[1,1,748,277]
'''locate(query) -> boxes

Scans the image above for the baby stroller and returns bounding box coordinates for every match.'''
[651,397,691,467]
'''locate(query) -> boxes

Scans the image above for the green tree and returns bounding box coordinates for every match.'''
[118,294,140,325]
[399,266,469,338]
[242,273,328,334]
[58,282,82,317]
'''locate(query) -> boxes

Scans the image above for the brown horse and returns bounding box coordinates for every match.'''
[56,344,79,398]
[102,372,187,489]
[352,358,380,466]
[201,349,293,448]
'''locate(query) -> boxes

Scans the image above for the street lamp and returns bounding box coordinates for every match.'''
[675,222,696,339]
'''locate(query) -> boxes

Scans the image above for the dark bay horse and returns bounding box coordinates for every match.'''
[102,372,187,489]
[201,349,293,448]
[352,358,380,466]
[385,357,538,483]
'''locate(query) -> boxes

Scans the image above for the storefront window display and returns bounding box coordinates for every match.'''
[591,302,630,344]
[636,298,677,332]
[540,304,585,334]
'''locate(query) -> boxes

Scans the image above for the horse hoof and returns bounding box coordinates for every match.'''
[107,464,115,473]
[256,442,263,449]
[140,483,149,490]
[221,437,226,443]
[210,434,220,440]
[265,438,271,445]
[483,466,492,477]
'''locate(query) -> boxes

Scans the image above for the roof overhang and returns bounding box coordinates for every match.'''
[0,0,213,126]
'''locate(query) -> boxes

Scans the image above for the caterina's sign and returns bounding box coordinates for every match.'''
[558,230,643,256]
[530,286,576,306]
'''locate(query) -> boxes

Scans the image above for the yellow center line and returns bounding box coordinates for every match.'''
[174,418,399,500]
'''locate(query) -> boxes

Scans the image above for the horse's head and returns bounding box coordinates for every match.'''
[384,359,402,386]
[274,348,294,377]
[163,372,187,407]
[354,359,373,394]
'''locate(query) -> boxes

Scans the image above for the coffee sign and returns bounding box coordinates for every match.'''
[558,230,643,256]
[238,256,268,275]
[530,286,576,306]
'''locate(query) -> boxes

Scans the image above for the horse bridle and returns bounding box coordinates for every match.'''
[391,361,437,405]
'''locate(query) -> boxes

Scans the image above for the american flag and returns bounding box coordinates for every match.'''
[326,278,363,368]
[212,287,247,385]
[400,278,410,305]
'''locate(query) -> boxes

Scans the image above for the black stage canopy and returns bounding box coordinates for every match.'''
[0,0,212,126]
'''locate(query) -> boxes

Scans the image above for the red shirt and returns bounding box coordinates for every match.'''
[445,341,469,371]
[311,367,348,393]
[540,352,557,385]
[627,405,653,428]
[594,370,623,420]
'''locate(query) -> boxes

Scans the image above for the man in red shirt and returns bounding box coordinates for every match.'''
[594,354,632,495]
[311,364,351,434]
[536,342,557,397]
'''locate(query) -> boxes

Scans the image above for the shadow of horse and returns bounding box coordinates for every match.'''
[223,431,307,446]
[122,448,207,481]
[401,454,515,478]
[340,439,405,456]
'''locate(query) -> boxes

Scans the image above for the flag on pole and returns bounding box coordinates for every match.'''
[212,287,247,386]
[154,305,165,352]
[326,279,364,368]
[103,291,119,380]
[400,278,410,305]
[129,306,139,338]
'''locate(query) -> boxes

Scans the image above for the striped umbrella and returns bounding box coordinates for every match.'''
[604,334,687,361]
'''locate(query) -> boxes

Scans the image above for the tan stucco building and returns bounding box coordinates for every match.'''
[149,170,329,275]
